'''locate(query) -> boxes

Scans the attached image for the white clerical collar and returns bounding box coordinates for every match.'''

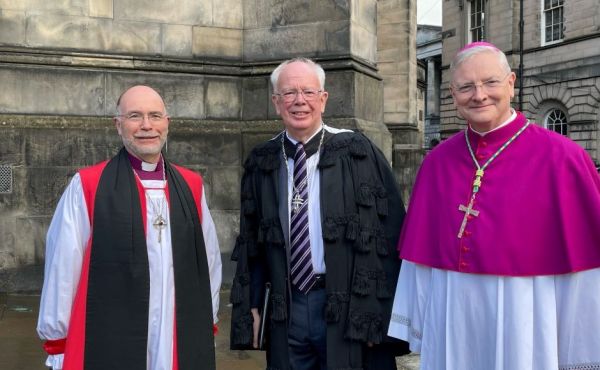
[470,109,517,136]
[141,161,158,171]
[286,123,325,145]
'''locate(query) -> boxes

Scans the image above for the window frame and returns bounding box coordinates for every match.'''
[468,0,487,43]
[544,107,569,136]
[540,0,564,46]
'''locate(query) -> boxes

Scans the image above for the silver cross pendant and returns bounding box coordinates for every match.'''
[291,192,304,214]
[153,215,168,243]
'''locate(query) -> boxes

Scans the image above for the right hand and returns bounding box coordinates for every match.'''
[251,308,260,349]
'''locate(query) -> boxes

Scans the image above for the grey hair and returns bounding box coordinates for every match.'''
[270,57,326,92]
[450,45,512,79]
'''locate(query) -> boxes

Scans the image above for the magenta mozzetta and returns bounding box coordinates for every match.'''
[398,111,600,276]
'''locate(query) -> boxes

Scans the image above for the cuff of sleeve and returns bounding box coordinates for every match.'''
[45,353,64,370]
[43,338,66,355]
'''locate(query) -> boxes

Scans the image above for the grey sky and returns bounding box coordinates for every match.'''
[417,0,442,26]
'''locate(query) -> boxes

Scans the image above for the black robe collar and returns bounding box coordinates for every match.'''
[282,128,333,159]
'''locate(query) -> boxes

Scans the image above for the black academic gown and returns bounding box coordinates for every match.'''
[230,129,409,370]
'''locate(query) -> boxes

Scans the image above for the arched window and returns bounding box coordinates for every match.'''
[544,108,568,136]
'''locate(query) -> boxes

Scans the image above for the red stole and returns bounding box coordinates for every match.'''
[57,156,209,370]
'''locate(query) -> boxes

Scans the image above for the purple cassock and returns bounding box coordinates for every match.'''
[399,111,600,276]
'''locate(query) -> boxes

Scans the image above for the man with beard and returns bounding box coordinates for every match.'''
[37,85,221,370]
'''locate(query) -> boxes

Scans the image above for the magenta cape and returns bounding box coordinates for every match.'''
[399,112,600,275]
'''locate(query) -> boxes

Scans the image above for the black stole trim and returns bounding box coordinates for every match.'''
[85,148,215,370]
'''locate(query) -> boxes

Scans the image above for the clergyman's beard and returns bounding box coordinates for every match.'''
[123,136,166,161]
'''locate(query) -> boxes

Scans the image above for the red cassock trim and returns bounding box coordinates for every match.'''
[172,309,179,370]
[62,161,107,370]
[173,164,203,223]
[62,161,204,370]
[43,338,66,355]
[170,165,204,370]
[62,161,148,370]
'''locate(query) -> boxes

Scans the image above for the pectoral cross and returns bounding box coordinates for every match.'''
[291,192,304,214]
[153,215,168,244]
[457,201,479,238]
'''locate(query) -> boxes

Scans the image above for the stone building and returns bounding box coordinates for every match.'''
[440,0,600,166]
[417,24,442,150]
[0,0,422,292]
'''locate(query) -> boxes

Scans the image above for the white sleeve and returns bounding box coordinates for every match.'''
[37,173,90,365]
[200,186,222,324]
[45,354,64,370]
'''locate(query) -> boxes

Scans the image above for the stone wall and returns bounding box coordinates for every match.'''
[0,0,242,59]
[0,0,419,292]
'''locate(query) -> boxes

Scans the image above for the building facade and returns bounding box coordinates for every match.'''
[0,0,421,292]
[417,24,442,150]
[440,0,600,166]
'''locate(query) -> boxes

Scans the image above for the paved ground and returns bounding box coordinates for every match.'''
[0,291,265,370]
[0,291,418,370]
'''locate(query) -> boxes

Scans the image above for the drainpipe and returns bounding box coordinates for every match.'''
[518,0,524,111]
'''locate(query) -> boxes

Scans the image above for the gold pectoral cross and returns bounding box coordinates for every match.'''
[456,169,485,238]
[457,201,479,238]
[153,215,168,243]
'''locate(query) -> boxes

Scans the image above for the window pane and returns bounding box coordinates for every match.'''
[546,109,568,136]
[469,0,486,42]
[543,1,563,43]
[558,7,563,22]
[558,23,563,39]
[553,25,560,40]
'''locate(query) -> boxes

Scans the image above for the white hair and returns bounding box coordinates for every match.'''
[450,45,512,79]
[270,57,326,92]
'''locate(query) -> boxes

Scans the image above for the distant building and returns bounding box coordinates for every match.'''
[441,0,600,164]
[417,25,442,150]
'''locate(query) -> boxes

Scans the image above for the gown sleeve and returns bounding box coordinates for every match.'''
[36,173,90,370]
[200,186,222,325]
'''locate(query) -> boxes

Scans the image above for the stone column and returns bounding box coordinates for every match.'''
[377,0,423,201]
[425,57,441,148]
[241,0,391,159]
[427,58,441,118]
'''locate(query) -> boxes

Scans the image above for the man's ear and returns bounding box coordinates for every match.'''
[272,94,281,115]
[320,91,329,113]
[114,117,122,136]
